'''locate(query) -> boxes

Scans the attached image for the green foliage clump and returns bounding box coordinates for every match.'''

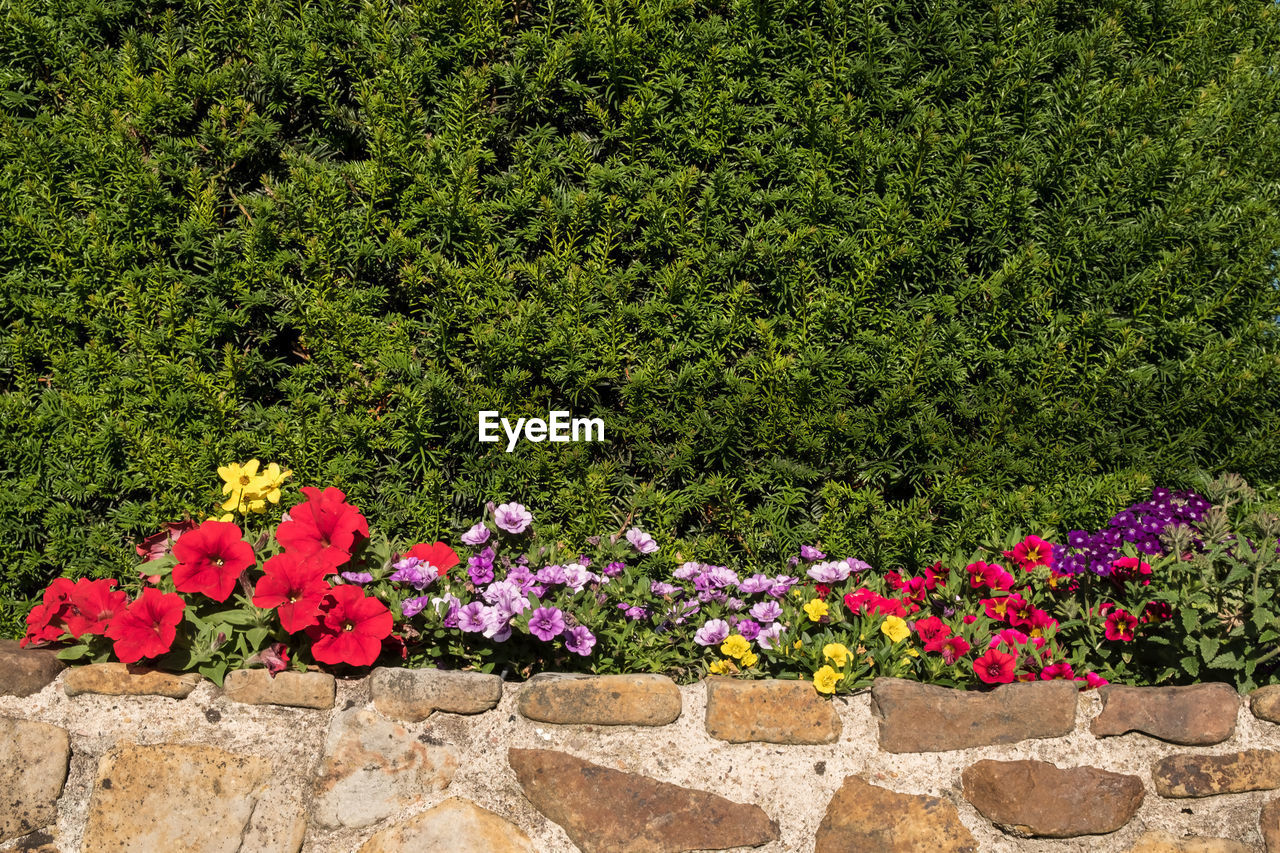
[3,0,1280,633]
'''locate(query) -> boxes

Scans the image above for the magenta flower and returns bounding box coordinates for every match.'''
[625,527,659,554]
[528,606,565,641]
[694,618,730,646]
[494,502,533,534]
[461,523,491,546]
[564,626,596,656]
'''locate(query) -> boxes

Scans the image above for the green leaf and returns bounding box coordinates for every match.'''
[1180,655,1201,678]
[1180,608,1200,635]
[55,644,90,661]
[1199,636,1219,664]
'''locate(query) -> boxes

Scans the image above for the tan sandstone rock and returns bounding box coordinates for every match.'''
[357,798,533,852]
[0,718,70,843]
[223,668,335,709]
[814,776,976,852]
[1154,750,1280,798]
[1126,830,1253,852]
[705,677,841,744]
[0,640,66,697]
[1092,683,1239,745]
[516,673,681,726]
[962,759,1144,837]
[62,663,202,698]
[370,667,502,721]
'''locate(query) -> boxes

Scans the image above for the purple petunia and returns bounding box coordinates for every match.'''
[694,618,731,647]
[618,603,649,621]
[749,601,782,623]
[768,575,800,597]
[536,564,568,585]
[461,522,491,546]
[602,561,627,577]
[800,545,826,561]
[400,595,432,618]
[340,571,374,584]
[736,573,773,594]
[673,561,702,580]
[650,581,680,596]
[561,564,595,592]
[468,546,496,585]
[528,606,566,642]
[564,626,596,656]
[807,560,852,583]
[735,619,761,641]
[494,502,533,534]
[756,622,784,650]
[626,527,659,554]
[390,556,433,590]
[457,601,488,633]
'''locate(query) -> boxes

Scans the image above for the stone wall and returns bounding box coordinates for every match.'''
[3,640,1280,852]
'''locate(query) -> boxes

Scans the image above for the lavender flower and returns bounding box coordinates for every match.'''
[749,601,782,622]
[800,545,826,561]
[482,580,529,614]
[757,622,784,650]
[494,502,533,534]
[457,601,488,632]
[528,607,566,641]
[564,626,596,656]
[673,561,702,580]
[340,571,373,584]
[650,581,680,597]
[390,556,433,590]
[433,593,461,627]
[481,607,512,642]
[736,573,773,594]
[768,575,800,597]
[461,523,491,546]
[561,564,595,592]
[618,603,649,621]
[845,558,871,573]
[806,560,851,583]
[401,595,432,618]
[536,564,568,585]
[694,619,731,646]
[626,527,659,554]
[726,597,746,611]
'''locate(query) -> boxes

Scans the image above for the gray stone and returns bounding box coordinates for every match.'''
[1092,683,1239,745]
[370,667,502,721]
[0,640,66,697]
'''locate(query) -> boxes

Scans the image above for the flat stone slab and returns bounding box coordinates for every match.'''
[1153,750,1280,798]
[1092,684,1238,744]
[63,663,202,698]
[1261,796,1280,852]
[83,743,303,853]
[962,759,1144,837]
[1126,830,1253,852]
[814,775,976,852]
[705,677,841,744]
[370,667,502,721]
[0,640,66,697]
[1252,686,1280,725]
[508,747,778,853]
[313,709,459,829]
[870,677,1077,752]
[223,669,335,709]
[0,718,70,843]
[357,798,533,852]
[517,673,681,726]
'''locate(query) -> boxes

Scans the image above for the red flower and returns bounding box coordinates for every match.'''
[913,616,952,644]
[254,551,333,633]
[1005,535,1055,571]
[973,648,1016,684]
[1110,556,1152,586]
[967,561,1014,591]
[813,583,832,599]
[65,579,129,638]
[1040,661,1075,681]
[981,593,1025,622]
[276,487,369,570]
[1142,601,1172,623]
[923,561,947,588]
[989,628,1031,651]
[404,542,461,577]
[20,578,78,647]
[962,614,978,624]
[105,588,185,663]
[136,520,199,562]
[1104,608,1139,641]
[173,520,257,602]
[925,635,970,664]
[1021,608,1058,639]
[307,585,393,667]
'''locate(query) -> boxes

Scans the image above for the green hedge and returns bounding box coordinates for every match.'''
[2,0,1280,635]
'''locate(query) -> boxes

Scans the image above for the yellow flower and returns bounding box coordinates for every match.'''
[813,665,839,694]
[794,639,803,650]
[709,659,736,675]
[905,647,919,657]
[881,615,910,643]
[251,463,291,504]
[823,643,851,668]
[219,459,262,514]
[720,634,751,660]
[739,651,758,667]
[803,599,829,622]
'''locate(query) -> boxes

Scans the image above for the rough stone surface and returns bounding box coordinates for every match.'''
[962,759,1145,837]
[1126,830,1253,852]
[370,667,502,721]
[517,673,681,726]
[0,718,70,842]
[313,709,459,829]
[62,663,202,698]
[82,743,303,853]
[357,798,533,853]
[508,747,779,853]
[814,775,976,852]
[1253,686,1280,725]
[705,677,841,744]
[1154,750,1280,798]
[1092,683,1239,744]
[0,640,66,697]
[1262,797,1280,852]
[223,669,335,709]
[870,677,1077,752]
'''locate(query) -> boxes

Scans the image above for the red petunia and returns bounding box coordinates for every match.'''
[1110,556,1152,586]
[1040,661,1075,681]
[1004,535,1055,571]
[925,635,970,664]
[1142,601,1172,623]
[913,616,952,644]
[1021,608,1059,639]
[105,588,185,663]
[173,520,257,602]
[136,520,199,562]
[981,593,1025,623]
[973,648,1017,684]
[404,542,461,577]
[1104,608,1139,641]
[65,578,129,638]
[307,584,393,667]
[254,551,333,633]
[967,561,1014,591]
[20,578,78,647]
[276,487,369,570]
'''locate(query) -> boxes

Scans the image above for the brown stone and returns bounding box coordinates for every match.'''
[357,798,533,853]
[705,677,841,744]
[516,673,681,726]
[1262,796,1280,852]
[83,743,303,853]
[370,667,502,721]
[962,759,1144,837]
[814,776,976,852]
[0,640,66,697]
[508,747,778,853]
[1092,683,1239,744]
[1153,750,1280,798]
[1126,830,1252,852]
[0,718,70,842]
[223,669,335,709]
[313,709,459,829]
[1252,686,1280,725]
[870,677,1077,752]
[62,663,202,698]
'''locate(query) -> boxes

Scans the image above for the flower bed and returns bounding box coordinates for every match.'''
[19,465,1280,692]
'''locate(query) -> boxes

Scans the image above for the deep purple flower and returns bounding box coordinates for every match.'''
[694,619,730,646]
[340,571,373,584]
[528,606,565,641]
[735,619,761,641]
[494,502,533,534]
[603,561,626,577]
[749,601,782,622]
[468,546,496,585]
[401,595,432,618]
[461,523,491,546]
[626,527,659,554]
[564,626,596,656]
